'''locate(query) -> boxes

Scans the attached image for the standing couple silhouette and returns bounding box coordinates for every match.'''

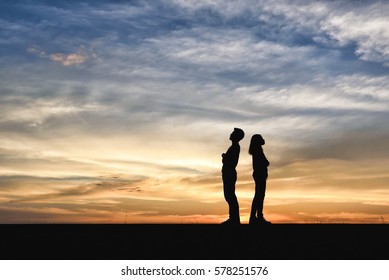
[221,128,271,225]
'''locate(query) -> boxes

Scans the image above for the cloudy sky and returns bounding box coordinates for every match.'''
[1,0,389,224]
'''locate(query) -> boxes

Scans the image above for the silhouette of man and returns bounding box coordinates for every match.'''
[221,127,245,225]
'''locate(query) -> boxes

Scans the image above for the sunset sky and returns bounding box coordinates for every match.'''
[1,0,389,224]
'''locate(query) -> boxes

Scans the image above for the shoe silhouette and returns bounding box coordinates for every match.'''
[221,218,241,225]
[249,216,271,225]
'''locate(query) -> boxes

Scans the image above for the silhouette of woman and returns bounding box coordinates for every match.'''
[249,134,271,225]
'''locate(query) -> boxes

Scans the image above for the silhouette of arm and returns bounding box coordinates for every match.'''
[222,144,240,170]
[253,151,269,173]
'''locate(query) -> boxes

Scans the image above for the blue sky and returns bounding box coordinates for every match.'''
[1,0,389,223]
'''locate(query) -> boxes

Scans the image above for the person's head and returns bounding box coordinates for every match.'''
[249,134,265,155]
[229,127,245,143]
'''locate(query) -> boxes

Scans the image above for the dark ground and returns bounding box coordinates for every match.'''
[1,224,388,260]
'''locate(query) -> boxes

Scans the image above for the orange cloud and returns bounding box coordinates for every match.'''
[50,53,88,66]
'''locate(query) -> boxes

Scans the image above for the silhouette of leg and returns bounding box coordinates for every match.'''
[250,174,270,225]
[256,178,266,218]
[227,193,240,222]
[222,171,240,224]
[250,191,261,219]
